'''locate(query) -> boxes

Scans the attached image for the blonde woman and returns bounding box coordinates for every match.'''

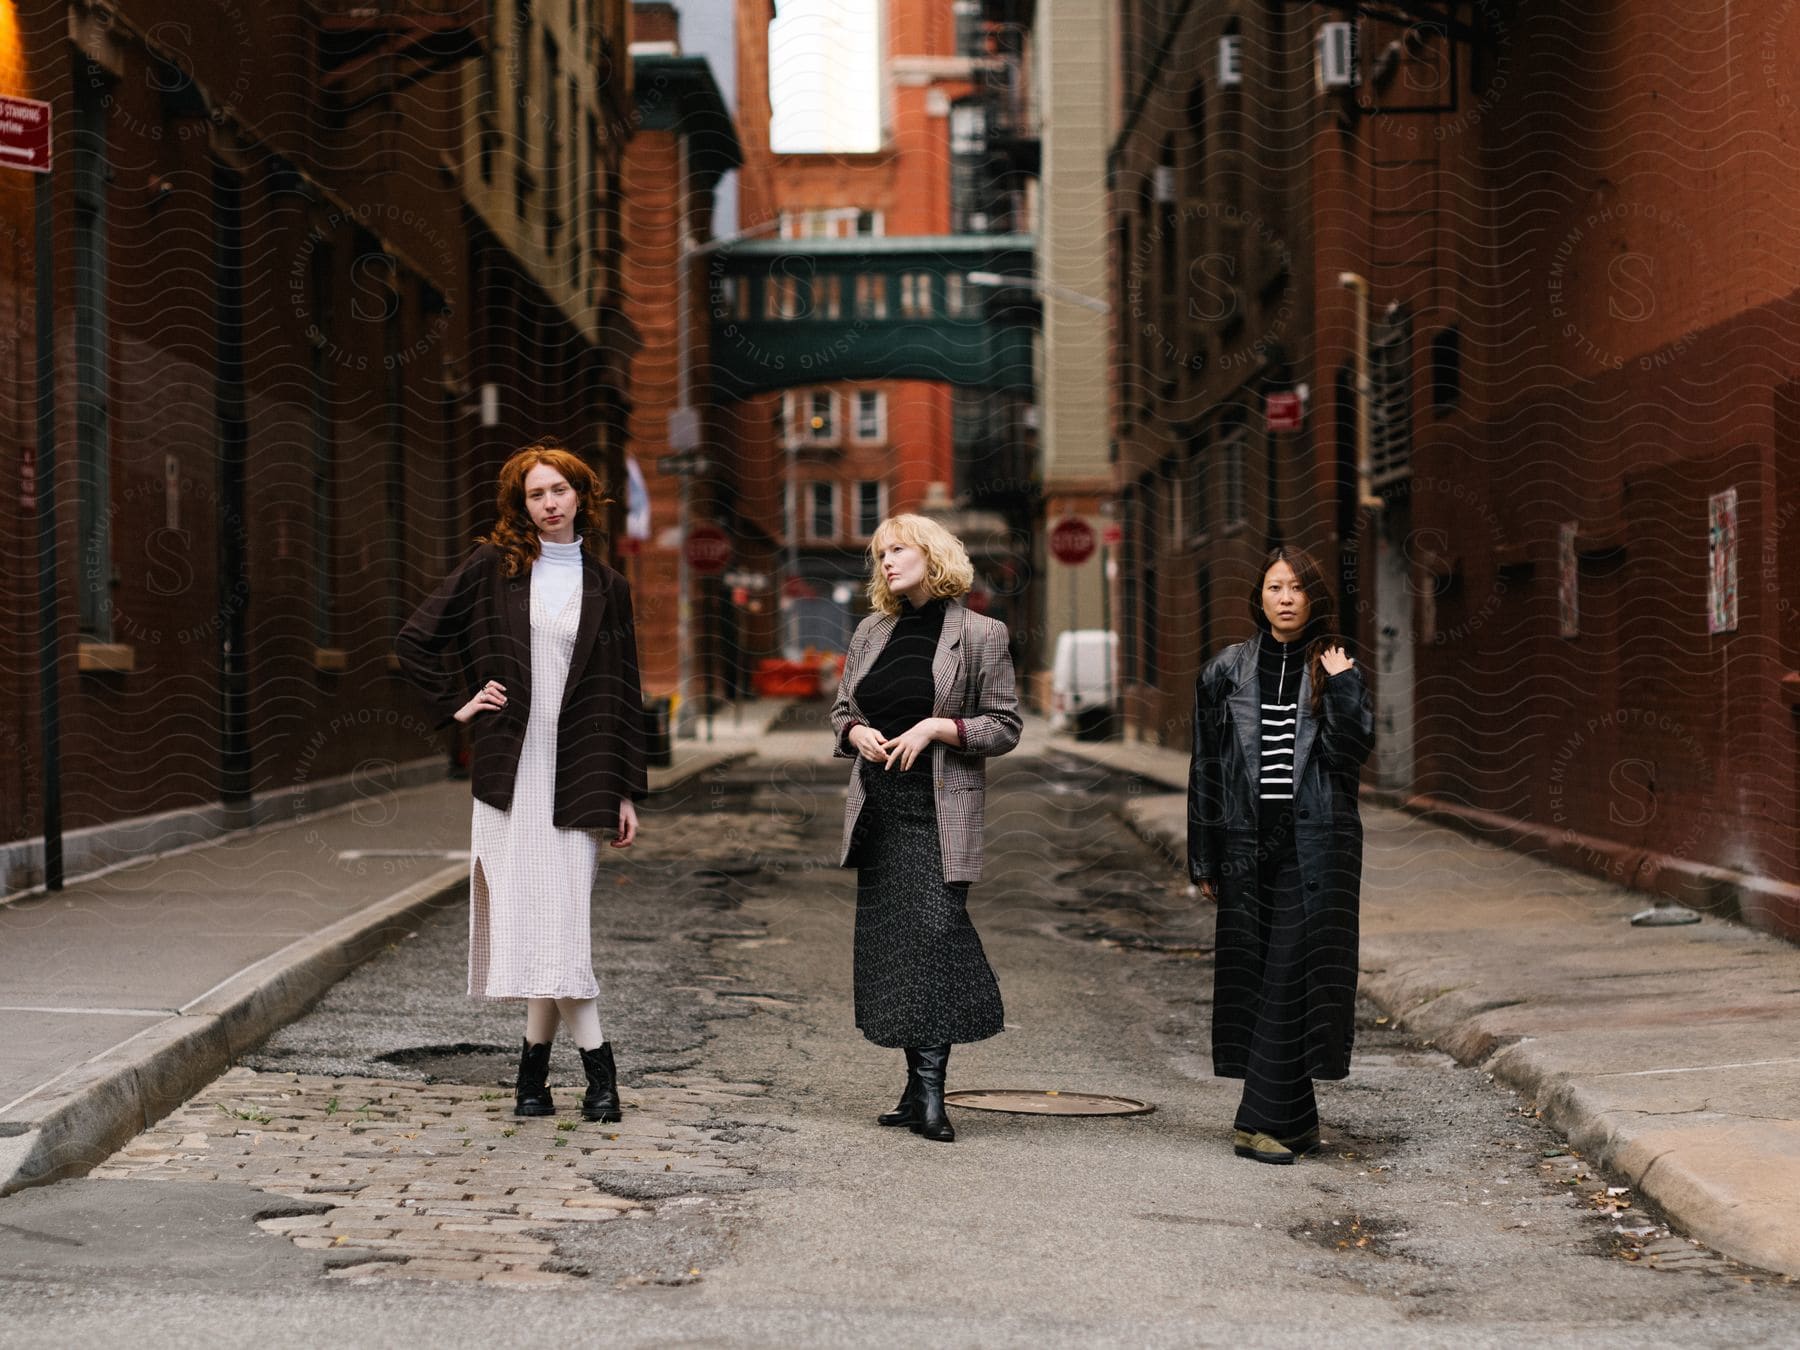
[831,514,1022,1143]
[395,442,646,1125]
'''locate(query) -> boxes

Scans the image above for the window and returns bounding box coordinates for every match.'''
[856,210,881,236]
[900,272,933,318]
[384,297,409,629]
[74,61,113,639]
[1429,325,1461,414]
[950,102,987,155]
[854,390,886,441]
[309,241,336,645]
[945,273,967,316]
[808,481,838,540]
[1370,306,1415,487]
[513,0,536,220]
[1181,432,1210,542]
[764,275,798,319]
[855,274,888,319]
[786,389,837,444]
[1140,472,1161,683]
[543,38,564,254]
[855,481,885,537]
[1220,432,1246,526]
[713,275,750,321]
[477,4,502,181]
[812,274,843,320]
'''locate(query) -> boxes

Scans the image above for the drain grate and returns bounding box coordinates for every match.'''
[945,1090,1154,1117]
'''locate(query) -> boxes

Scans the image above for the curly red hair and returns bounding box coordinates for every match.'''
[480,440,612,576]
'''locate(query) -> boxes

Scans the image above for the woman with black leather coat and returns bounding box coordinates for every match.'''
[1187,545,1375,1164]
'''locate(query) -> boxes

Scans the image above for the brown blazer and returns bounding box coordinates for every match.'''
[830,599,1022,884]
[394,543,648,831]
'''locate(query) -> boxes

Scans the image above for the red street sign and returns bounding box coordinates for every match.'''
[0,96,51,174]
[1049,516,1097,566]
[1101,522,1122,547]
[1266,391,1303,433]
[684,524,731,575]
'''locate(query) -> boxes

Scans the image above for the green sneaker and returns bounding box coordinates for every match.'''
[1232,1129,1297,1165]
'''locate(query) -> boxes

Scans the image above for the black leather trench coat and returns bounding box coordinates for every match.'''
[394,543,648,831]
[1187,637,1375,1081]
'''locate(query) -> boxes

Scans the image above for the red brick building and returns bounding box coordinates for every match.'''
[620,3,742,697]
[0,0,638,890]
[1108,1,1800,934]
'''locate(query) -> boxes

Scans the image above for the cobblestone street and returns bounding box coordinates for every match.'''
[3,747,1798,1347]
[94,1069,766,1288]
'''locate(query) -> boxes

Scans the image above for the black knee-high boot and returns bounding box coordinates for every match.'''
[578,1043,622,1123]
[878,1048,923,1127]
[910,1044,954,1143]
[514,1039,555,1118]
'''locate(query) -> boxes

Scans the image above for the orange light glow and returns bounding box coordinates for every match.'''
[0,3,23,97]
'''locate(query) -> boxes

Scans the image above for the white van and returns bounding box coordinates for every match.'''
[1049,630,1119,738]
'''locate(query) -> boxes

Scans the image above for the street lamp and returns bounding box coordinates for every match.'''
[966,270,1110,314]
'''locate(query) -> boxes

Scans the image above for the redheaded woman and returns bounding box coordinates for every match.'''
[396,442,647,1124]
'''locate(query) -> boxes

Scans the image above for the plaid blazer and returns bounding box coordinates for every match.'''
[831,599,1023,884]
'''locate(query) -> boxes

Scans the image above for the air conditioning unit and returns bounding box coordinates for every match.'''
[1218,34,1243,88]
[1316,21,1359,92]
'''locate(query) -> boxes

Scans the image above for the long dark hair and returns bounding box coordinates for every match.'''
[1249,545,1339,719]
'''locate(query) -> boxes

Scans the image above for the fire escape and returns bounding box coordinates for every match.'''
[311,1,487,111]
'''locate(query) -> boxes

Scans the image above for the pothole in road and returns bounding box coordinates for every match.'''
[372,1043,516,1085]
[1290,1212,1413,1260]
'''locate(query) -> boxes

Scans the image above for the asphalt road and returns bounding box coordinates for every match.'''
[2,737,1796,1347]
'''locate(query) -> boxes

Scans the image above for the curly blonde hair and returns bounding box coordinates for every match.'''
[479,440,612,577]
[866,514,975,616]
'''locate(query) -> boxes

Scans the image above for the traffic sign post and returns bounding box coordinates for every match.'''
[684,523,731,576]
[1049,516,1097,566]
[0,96,52,174]
[1266,390,1304,433]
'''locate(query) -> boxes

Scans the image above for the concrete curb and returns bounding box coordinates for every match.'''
[1357,962,1800,1278]
[0,862,469,1198]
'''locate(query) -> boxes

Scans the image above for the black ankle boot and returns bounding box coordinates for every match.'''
[578,1043,622,1123]
[910,1044,954,1143]
[514,1039,555,1118]
[878,1048,923,1127]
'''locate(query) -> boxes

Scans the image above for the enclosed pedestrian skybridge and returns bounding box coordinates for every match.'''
[703,233,1037,397]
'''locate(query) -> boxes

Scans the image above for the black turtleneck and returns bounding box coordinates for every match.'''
[852,597,947,771]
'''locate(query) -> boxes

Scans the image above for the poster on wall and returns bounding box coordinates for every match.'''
[1708,487,1738,635]
[1557,521,1579,638]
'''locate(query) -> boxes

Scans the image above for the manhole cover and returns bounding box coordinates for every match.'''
[944,1090,1154,1117]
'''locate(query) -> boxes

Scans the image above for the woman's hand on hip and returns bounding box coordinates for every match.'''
[882,718,954,772]
[611,798,638,849]
[454,680,507,723]
[847,723,889,763]
[1320,645,1354,677]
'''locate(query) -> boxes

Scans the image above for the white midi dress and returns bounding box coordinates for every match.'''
[467,540,601,1000]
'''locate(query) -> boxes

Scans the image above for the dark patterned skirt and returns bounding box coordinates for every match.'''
[852,763,1004,1048]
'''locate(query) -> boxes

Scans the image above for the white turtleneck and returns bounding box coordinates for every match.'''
[532,537,584,615]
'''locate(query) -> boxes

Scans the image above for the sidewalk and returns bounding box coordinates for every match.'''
[0,720,775,1199]
[1052,732,1800,1278]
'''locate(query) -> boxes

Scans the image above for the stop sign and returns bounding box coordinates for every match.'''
[1049,516,1097,565]
[684,524,731,575]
